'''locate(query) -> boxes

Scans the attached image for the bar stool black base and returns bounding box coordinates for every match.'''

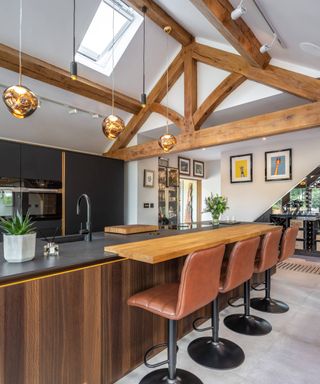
[188,337,245,370]
[250,297,289,314]
[139,368,203,384]
[224,314,272,336]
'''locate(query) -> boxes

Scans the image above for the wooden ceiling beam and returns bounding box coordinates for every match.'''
[0,43,141,114]
[190,0,270,68]
[149,103,186,130]
[104,101,320,161]
[126,0,193,46]
[109,49,185,151]
[193,72,246,130]
[192,43,320,101]
[184,49,197,131]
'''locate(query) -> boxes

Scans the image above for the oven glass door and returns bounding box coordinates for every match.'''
[0,190,14,217]
[22,192,62,220]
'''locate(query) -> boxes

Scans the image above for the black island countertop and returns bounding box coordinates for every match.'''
[0,222,232,285]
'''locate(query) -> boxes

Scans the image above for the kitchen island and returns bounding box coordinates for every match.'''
[0,223,278,384]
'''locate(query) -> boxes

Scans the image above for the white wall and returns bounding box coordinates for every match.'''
[221,134,320,222]
[137,157,159,224]
[202,160,221,221]
[124,157,158,225]
[124,161,138,224]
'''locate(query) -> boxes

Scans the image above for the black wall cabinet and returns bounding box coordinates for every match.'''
[0,140,21,178]
[21,144,62,181]
[65,152,124,234]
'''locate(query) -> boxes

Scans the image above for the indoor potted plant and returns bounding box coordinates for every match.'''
[203,193,229,225]
[0,212,36,263]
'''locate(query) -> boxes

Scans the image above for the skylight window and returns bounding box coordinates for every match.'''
[76,0,142,76]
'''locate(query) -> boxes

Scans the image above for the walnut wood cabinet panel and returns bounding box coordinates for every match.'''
[0,267,101,384]
[0,258,266,384]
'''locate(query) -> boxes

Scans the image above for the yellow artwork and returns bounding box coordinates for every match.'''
[235,160,248,178]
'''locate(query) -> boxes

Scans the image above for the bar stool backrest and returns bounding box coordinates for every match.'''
[279,225,299,262]
[175,245,225,320]
[220,237,260,293]
[255,229,282,273]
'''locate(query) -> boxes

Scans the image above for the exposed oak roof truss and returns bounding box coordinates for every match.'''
[103,1,320,161]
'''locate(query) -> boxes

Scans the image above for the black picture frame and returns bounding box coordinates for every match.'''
[265,148,292,182]
[230,153,253,183]
[193,160,205,178]
[178,156,191,176]
[143,169,154,188]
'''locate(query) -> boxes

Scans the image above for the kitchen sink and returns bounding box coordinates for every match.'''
[41,234,85,244]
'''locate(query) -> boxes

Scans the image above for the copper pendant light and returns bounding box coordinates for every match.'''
[102,114,125,139]
[158,26,176,153]
[3,0,38,119]
[158,133,177,153]
[102,0,125,140]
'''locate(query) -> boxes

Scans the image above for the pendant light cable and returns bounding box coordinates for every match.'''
[73,0,76,62]
[111,0,115,115]
[19,0,23,85]
[165,29,169,134]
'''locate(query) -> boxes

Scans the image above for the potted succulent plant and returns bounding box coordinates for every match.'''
[203,193,229,226]
[0,212,36,263]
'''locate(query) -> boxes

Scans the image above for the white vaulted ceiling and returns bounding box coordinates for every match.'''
[0,0,319,154]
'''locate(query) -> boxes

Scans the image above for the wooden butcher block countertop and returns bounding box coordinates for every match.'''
[105,223,281,264]
[104,224,159,234]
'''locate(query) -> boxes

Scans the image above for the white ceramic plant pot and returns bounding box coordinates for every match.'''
[3,233,36,263]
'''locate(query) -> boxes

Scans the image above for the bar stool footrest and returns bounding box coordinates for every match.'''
[251,282,266,291]
[227,296,244,308]
[192,317,213,332]
[143,343,179,369]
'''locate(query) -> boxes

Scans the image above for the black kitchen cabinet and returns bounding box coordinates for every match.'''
[20,144,62,181]
[65,152,124,234]
[0,140,20,178]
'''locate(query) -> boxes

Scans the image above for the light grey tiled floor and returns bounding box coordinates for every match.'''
[116,266,320,384]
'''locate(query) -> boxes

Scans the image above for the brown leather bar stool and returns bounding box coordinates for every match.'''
[223,236,273,336]
[188,237,260,369]
[251,225,299,313]
[127,245,225,384]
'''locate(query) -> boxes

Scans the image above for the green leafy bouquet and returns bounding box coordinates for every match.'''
[203,193,229,225]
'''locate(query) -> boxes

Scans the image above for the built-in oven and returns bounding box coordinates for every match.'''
[0,178,63,238]
[21,179,62,221]
[0,177,21,218]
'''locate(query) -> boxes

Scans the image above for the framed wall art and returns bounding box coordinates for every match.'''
[167,167,179,187]
[265,148,292,181]
[193,160,205,178]
[230,154,253,183]
[143,169,154,188]
[178,157,191,176]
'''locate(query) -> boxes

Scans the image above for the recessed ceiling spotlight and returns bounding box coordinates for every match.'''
[262,137,267,141]
[68,108,78,115]
[260,33,277,54]
[91,113,100,119]
[299,42,320,57]
[202,148,206,151]
[231,0,246,20]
